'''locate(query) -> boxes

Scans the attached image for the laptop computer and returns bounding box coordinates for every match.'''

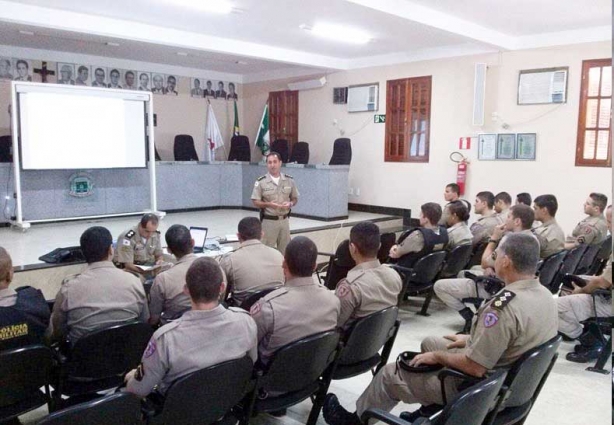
[190,226,208,253]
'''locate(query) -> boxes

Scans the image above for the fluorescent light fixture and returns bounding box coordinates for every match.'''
[302,23,371,44]
[164,0,233,14]
[19,30,35,36]
[176,51,188,56]
[106,42,120,47]
[235,60,248,65]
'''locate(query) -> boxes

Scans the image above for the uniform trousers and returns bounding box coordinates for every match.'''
[261,217,291,254]
[434,278,491,311]
[557,294,611,338]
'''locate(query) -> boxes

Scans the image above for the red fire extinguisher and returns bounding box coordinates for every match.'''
[450,152,469,196]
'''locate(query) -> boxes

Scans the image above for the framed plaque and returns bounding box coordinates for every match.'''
[516,133,536,160]
[496,134,516,159]
[478,134,497,160]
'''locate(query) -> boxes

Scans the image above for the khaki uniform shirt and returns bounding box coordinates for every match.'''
[570,215,608,246]
[250,276,340,361]
[446,222,473,250]
[497,208,511,221]
[149,254,198,320]
[470,212,503,245]
[126,305,257,397]
[533,219,565,258]
[51,261,149,341]
[219,239,284,304]
[464,278,557,369]
[335,260,402,327]
[114,226,163,265]
[396,226,446,257]
[250,173,299,217]
[0,288,17,307]
[601,257,612,285]
[482,230,538,269]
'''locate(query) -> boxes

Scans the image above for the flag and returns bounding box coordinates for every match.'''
[205,103,224,161]
[233,100,240,136]
[255,102,270,155]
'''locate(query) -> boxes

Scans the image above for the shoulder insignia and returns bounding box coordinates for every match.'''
[153,320,180,338]
[61,273,80,285]
[257,175,266,181]
[284,173,293,179]
[490,290,516,310]
[156,230,161,234]
[125,230,136,238]
[143,339,157,358]
[336,282,352,298]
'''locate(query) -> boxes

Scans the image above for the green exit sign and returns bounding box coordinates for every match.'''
[374,114,386,123]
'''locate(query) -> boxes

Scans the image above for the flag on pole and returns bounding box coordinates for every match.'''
[233,100,240,136]
[205,103,224,161]
[255,102,270,155]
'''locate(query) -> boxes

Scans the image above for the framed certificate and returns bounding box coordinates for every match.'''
[516,133,537,160]
[478,134,497,160]
[496,134,516,159]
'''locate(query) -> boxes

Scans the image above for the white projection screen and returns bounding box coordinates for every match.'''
[17,85,148,170]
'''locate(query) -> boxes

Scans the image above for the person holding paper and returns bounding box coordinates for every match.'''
[114,213,163,276]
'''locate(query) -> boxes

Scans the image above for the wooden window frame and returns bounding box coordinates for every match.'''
[575,58,612,167]
[385,76,432,163]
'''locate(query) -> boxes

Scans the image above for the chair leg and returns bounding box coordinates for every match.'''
[586,335,612,374]
[418,289,434,316]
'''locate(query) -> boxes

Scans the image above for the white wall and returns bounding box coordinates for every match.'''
[244,42,611,234]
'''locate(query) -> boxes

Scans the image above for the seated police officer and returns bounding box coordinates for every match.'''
[444,201,473,251]
[219,217,284,306]
[0,247,50,350]
[334,221,402,328]
[249,236,340,365]
[114,213,163,277]
[532,194,566,258]
[470,191,503,246]
[148,225,197,326]
[323,233,557,425]
[565,192,608,249]
[125,257,258,397]
[50,226,149,343]
[389,202,448,265]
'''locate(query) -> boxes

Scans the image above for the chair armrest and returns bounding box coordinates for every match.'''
[437,368,482,405]
[389,265,413,274]
[361,408,412,425]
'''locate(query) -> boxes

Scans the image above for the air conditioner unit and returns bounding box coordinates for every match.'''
[288,77,327,91]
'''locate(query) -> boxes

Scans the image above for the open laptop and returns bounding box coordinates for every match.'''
[189,226,208,253]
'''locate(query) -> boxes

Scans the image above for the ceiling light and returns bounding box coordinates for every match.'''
[19,30,35,36]
[164,0,233,14]
[301,23,371,44]
[106,42,120,47]
[235,60,248,65]
[177,52,188,56]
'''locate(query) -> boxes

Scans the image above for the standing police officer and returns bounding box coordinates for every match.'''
[251,152,299,254]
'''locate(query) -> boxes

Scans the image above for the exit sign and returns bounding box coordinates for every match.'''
[374,114,386,123]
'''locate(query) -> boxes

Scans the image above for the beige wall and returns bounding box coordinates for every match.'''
[244,41,612,234]
[0,61,242,161]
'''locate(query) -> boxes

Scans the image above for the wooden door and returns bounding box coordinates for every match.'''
[269,90,299,150]
[385,79,408,161]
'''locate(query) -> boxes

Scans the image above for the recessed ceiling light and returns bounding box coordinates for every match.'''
[106,42,120,47]
[301,22,371,44]
[164,0,233,14]
[235,60,248,65]
[19,30,35,36]
[177,52,189,56]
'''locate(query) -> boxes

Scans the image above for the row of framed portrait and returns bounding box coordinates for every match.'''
[478,133,537,161]
[0,57,239,99]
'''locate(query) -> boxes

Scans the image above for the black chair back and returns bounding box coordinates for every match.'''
[289,141,310,164]
[67,322,153,379]
[259,330,339,394]
[537,250,567,293]
[499,335,561,409]
[324,240,356,290]
[575,243,603,275]
[0,345,53,409]
[228,135,251,161]
[239,286,282,311]
[329,138,352,165]
[161,356,253,425]
[589,235,613,275]
[378,233,396,264]
[173,134,198,161]
[0,135,12,162]
[270,139,289,163]
[36,393,141,425]
[466,242,487,268]
[338,307,398,365]
[406,251,447,286]
[559,245,588,276]
[440,244,473,278]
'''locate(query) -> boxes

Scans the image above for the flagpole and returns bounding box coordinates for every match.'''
[206,99,214,162]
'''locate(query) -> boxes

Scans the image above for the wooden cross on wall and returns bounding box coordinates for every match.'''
[34,61,55,83]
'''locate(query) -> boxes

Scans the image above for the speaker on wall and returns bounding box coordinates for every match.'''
[473,63,487,127]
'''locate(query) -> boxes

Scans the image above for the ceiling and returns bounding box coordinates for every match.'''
[0,0,609,83]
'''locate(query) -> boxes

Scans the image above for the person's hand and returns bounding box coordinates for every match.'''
[483,267,496,277]
[571,282,583,295]
[124,368,136,383]
[444,334,468,349]
[491,224,505,241]
[281,201,293,208]
[389,245,399,259]
[409,352,438,367]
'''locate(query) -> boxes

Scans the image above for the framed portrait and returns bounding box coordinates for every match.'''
[203,79,216,98]
[516,133,537,160]
[477,134,497,160]
[108,68,122,89]
[57,63,76,85]
[122,70,138,91]
[496,134,516,160]
[215,80,227,100]
[227,82,238,100]
[13,59,32,82]
[165,74,178,96]
[91,66,108,88]
[137,72,151,91]
[151,73,166,95]
[74,64,91,86]
[0,57,13,80]
[191,78,204,98]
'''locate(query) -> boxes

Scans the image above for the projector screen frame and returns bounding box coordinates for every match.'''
[10,81,163,230]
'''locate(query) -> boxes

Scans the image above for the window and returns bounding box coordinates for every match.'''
[385,76,431,162]
[576,59,612,167]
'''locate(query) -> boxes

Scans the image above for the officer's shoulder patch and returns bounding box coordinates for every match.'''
[490,290,516,310]
[336,282,352,298]
[284,173,293,179]
[257,175,266,181]
[61,273,80,285]
[125,230,136,238]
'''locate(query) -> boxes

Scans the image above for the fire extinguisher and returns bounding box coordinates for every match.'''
[449,152,469,196]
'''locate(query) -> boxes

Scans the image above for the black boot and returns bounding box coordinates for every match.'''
[457,308,474,334]
[566,344,603,363]
[323,394,362,425]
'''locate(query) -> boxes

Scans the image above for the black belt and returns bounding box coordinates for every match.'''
[262,214,289,220]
